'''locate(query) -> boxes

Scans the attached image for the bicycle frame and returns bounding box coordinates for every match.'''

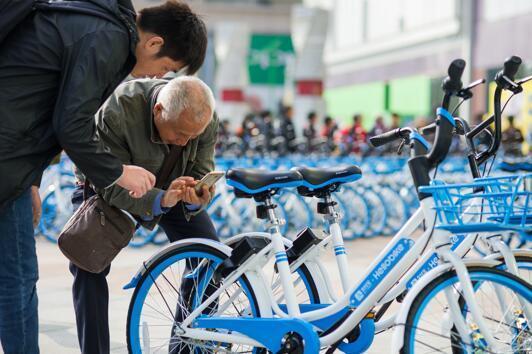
[301,187,531,333]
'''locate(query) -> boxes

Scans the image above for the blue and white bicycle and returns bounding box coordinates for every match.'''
[124,58,531,353]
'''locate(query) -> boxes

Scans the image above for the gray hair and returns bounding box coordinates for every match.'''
[157,76,215,124]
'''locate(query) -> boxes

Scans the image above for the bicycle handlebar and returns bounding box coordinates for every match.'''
[479,56,522,165]
[425,59,465,166]
[419,123,436,136]
[422,57,524,173]
[407,59,465,198]
[498,56,521,84]
[368,128,405,148]
[441,58,465,94]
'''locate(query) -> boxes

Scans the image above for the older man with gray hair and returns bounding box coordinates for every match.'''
[69,75,219,354]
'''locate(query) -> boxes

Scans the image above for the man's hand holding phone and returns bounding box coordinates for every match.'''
[161,176,194,208]
[183,183,215,206]
[165,172,222,207]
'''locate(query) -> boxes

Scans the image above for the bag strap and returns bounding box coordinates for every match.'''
[82,179,91,200]
[155,145,180,189]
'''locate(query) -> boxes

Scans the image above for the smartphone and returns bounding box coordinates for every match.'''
[194,171,225,195]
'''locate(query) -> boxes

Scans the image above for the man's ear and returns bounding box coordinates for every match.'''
[153,102,164,119]
[146,35,164,55]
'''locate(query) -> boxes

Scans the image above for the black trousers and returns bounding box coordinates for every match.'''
[69,189,218,354]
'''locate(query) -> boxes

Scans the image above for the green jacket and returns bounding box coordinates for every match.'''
[88,78,218,228]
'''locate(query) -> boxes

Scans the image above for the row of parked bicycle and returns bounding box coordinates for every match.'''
[36,152,529,248]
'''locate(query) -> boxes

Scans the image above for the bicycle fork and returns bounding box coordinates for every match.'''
[440,248,505,351]
[486,235,532,328]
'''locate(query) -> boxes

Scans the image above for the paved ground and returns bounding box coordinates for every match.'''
[29,236,394,353]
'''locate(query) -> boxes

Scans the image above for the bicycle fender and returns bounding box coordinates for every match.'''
[123,238,232,290]
[485,249,532,260]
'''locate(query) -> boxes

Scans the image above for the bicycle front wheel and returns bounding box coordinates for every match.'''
[401,266,532,353]
[127,244,263,353]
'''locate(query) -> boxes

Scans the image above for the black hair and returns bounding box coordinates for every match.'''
[260,110,271,118]
[137,1,207,74]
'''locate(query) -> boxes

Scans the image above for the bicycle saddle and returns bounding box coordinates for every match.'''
[294,165,362,190]
[226,169,303,195]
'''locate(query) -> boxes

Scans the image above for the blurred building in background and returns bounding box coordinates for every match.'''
[133,0,531,149]
[312,0,532,139]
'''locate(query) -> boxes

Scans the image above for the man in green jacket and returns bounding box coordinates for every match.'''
[70,75,218,354]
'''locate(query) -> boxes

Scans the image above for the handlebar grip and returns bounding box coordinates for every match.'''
[448,59,466,81]
[369,128,402,147]
[420,123,437,136]
[502,56,522,81]
[442,59,465,93]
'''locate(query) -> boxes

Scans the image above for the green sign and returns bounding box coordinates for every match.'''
[248,34,294,86]
[389,75,431,116]
[324,82,387,129]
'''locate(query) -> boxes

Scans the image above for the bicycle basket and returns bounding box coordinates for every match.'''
[418,174,531,234]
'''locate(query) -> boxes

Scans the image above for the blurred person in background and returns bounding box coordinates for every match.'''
[280,106,297,153]
[369,115,387,137]
[472,113,493,152]
[321,116,338,150]
[257,110,275,151]
[390,112,401,130]
[413,116,433,148]
[383,113,402,155]
[219,119,231,141]
[238,113,258,147]
[368,116,388,156]
[303,111,318,152]
[449,134,464,155]
[216,119,232,156]
[341,114,367,154]
[413,116,429,130]
[502,115,524,156]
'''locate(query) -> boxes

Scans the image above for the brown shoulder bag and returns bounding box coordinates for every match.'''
[58,145,180,273]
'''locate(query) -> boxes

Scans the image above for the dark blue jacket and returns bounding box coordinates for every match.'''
[0,0,138,209]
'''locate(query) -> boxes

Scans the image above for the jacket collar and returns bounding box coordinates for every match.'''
[149,84,166,145]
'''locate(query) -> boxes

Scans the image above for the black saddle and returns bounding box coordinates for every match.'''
[226,169,303,196]
[294,165,362,195]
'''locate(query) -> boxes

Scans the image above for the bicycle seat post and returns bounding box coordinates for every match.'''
[318,188,352,292]
[317,192,340,225]
[255,193,285,233]
[255,192,301,316]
